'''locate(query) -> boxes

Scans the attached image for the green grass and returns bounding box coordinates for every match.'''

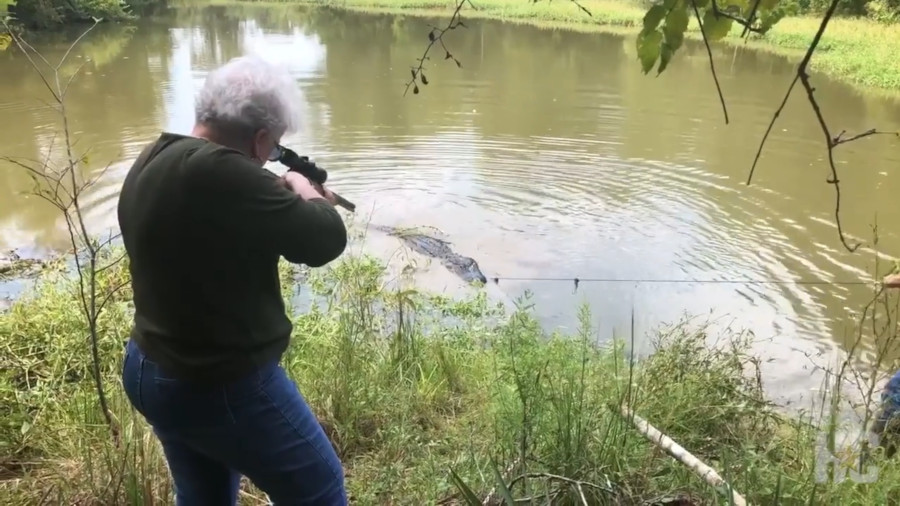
[2,232,900,504]
[287,0,900,92]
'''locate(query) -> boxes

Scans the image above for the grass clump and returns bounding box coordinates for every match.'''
[1,245,900,504]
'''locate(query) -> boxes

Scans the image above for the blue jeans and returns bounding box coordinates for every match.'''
[121,339,347,505]
[876,369,900,430]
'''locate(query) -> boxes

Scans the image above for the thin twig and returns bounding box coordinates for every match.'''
[56,19,100,72]
[833,128,899,146]
[3,25,58,101]
[403,0,467,96]
[567,0,593,17]
[405,0,593,95]
[798,68,858,252]
[746,74,799,186]
[3,18,120,442]
[691,0,728,124]
[95,279,131,316]
[506,472,615,497]
[744,0,892,252]
[711,0,765,34]
[740,0,763,38]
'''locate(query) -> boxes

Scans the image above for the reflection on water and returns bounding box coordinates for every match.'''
[2,4,900,408]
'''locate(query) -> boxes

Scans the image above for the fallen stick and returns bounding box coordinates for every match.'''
[612,403,749,506]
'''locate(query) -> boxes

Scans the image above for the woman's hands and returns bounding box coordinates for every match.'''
[283,172,338,206]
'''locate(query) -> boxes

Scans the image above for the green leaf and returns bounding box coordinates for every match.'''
[758,8,785,33]
[702,9,734,41]
[658,43,675,75]
[636,28,664,74]
[490,459,516,505]
[642,4,668,31]
[758,0,779,10]
[692,0,711,8]
[449,468,482,506]
[720,0,749,9]
[666,4,690,33]
[663,5,689,51]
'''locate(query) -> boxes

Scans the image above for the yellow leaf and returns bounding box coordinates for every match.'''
[0,33,11,52]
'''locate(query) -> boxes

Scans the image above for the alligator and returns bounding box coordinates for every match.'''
[0,249,46,278]
[370,225,488,285]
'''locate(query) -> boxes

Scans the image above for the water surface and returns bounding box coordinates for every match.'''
[2,4,900,408]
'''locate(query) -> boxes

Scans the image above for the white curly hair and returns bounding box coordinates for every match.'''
[194,55,303,138]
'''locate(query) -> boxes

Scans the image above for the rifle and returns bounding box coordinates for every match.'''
[274,146,356,213]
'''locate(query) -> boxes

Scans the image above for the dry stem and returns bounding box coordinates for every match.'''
[2,17,121,442]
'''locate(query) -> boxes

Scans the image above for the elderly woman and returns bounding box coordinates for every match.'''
[117,55,348,504]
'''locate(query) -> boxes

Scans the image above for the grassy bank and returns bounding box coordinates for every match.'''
[1,242,899,504]
[293,0,900,92]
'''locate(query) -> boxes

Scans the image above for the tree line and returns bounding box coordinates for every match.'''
[5,0,900,32]
[5,0,168,30]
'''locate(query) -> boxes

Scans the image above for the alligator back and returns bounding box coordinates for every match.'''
[370,225,487,284]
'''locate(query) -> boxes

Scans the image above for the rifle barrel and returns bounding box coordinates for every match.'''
[332,192,356,213]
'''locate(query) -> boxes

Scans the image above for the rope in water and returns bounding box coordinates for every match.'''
[483,275,882,288]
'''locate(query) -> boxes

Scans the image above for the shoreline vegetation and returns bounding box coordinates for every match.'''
[244,0,900,93]
[1,235,899,504]
[2,0,900,92]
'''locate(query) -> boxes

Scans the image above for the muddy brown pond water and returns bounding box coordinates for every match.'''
[2,3,900,411]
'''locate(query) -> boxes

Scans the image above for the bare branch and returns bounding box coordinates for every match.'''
[797,68,859,252]
[743,0,894,253]
[711,0,765,34]
[566,0,593,17]
[506,472,615,498]
[746,74,799,186]
[405,0,597,95]
[95,279,131,316]
[1,20,59,102]
[4,18,120,442]
[80,160,116,196]
[95,251,127,276]
[56,19,100,72]
[62,58,92,98]
[1,156,76,206]
[691,0,729,124]
[833,128,899,146]
[15,31,53,69]
[740,0,763,38]
[404,0,467,96]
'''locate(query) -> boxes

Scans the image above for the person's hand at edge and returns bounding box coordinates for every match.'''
[884,273,900,288]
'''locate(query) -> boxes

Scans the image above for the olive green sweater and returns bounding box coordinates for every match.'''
[117,132,347,382]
